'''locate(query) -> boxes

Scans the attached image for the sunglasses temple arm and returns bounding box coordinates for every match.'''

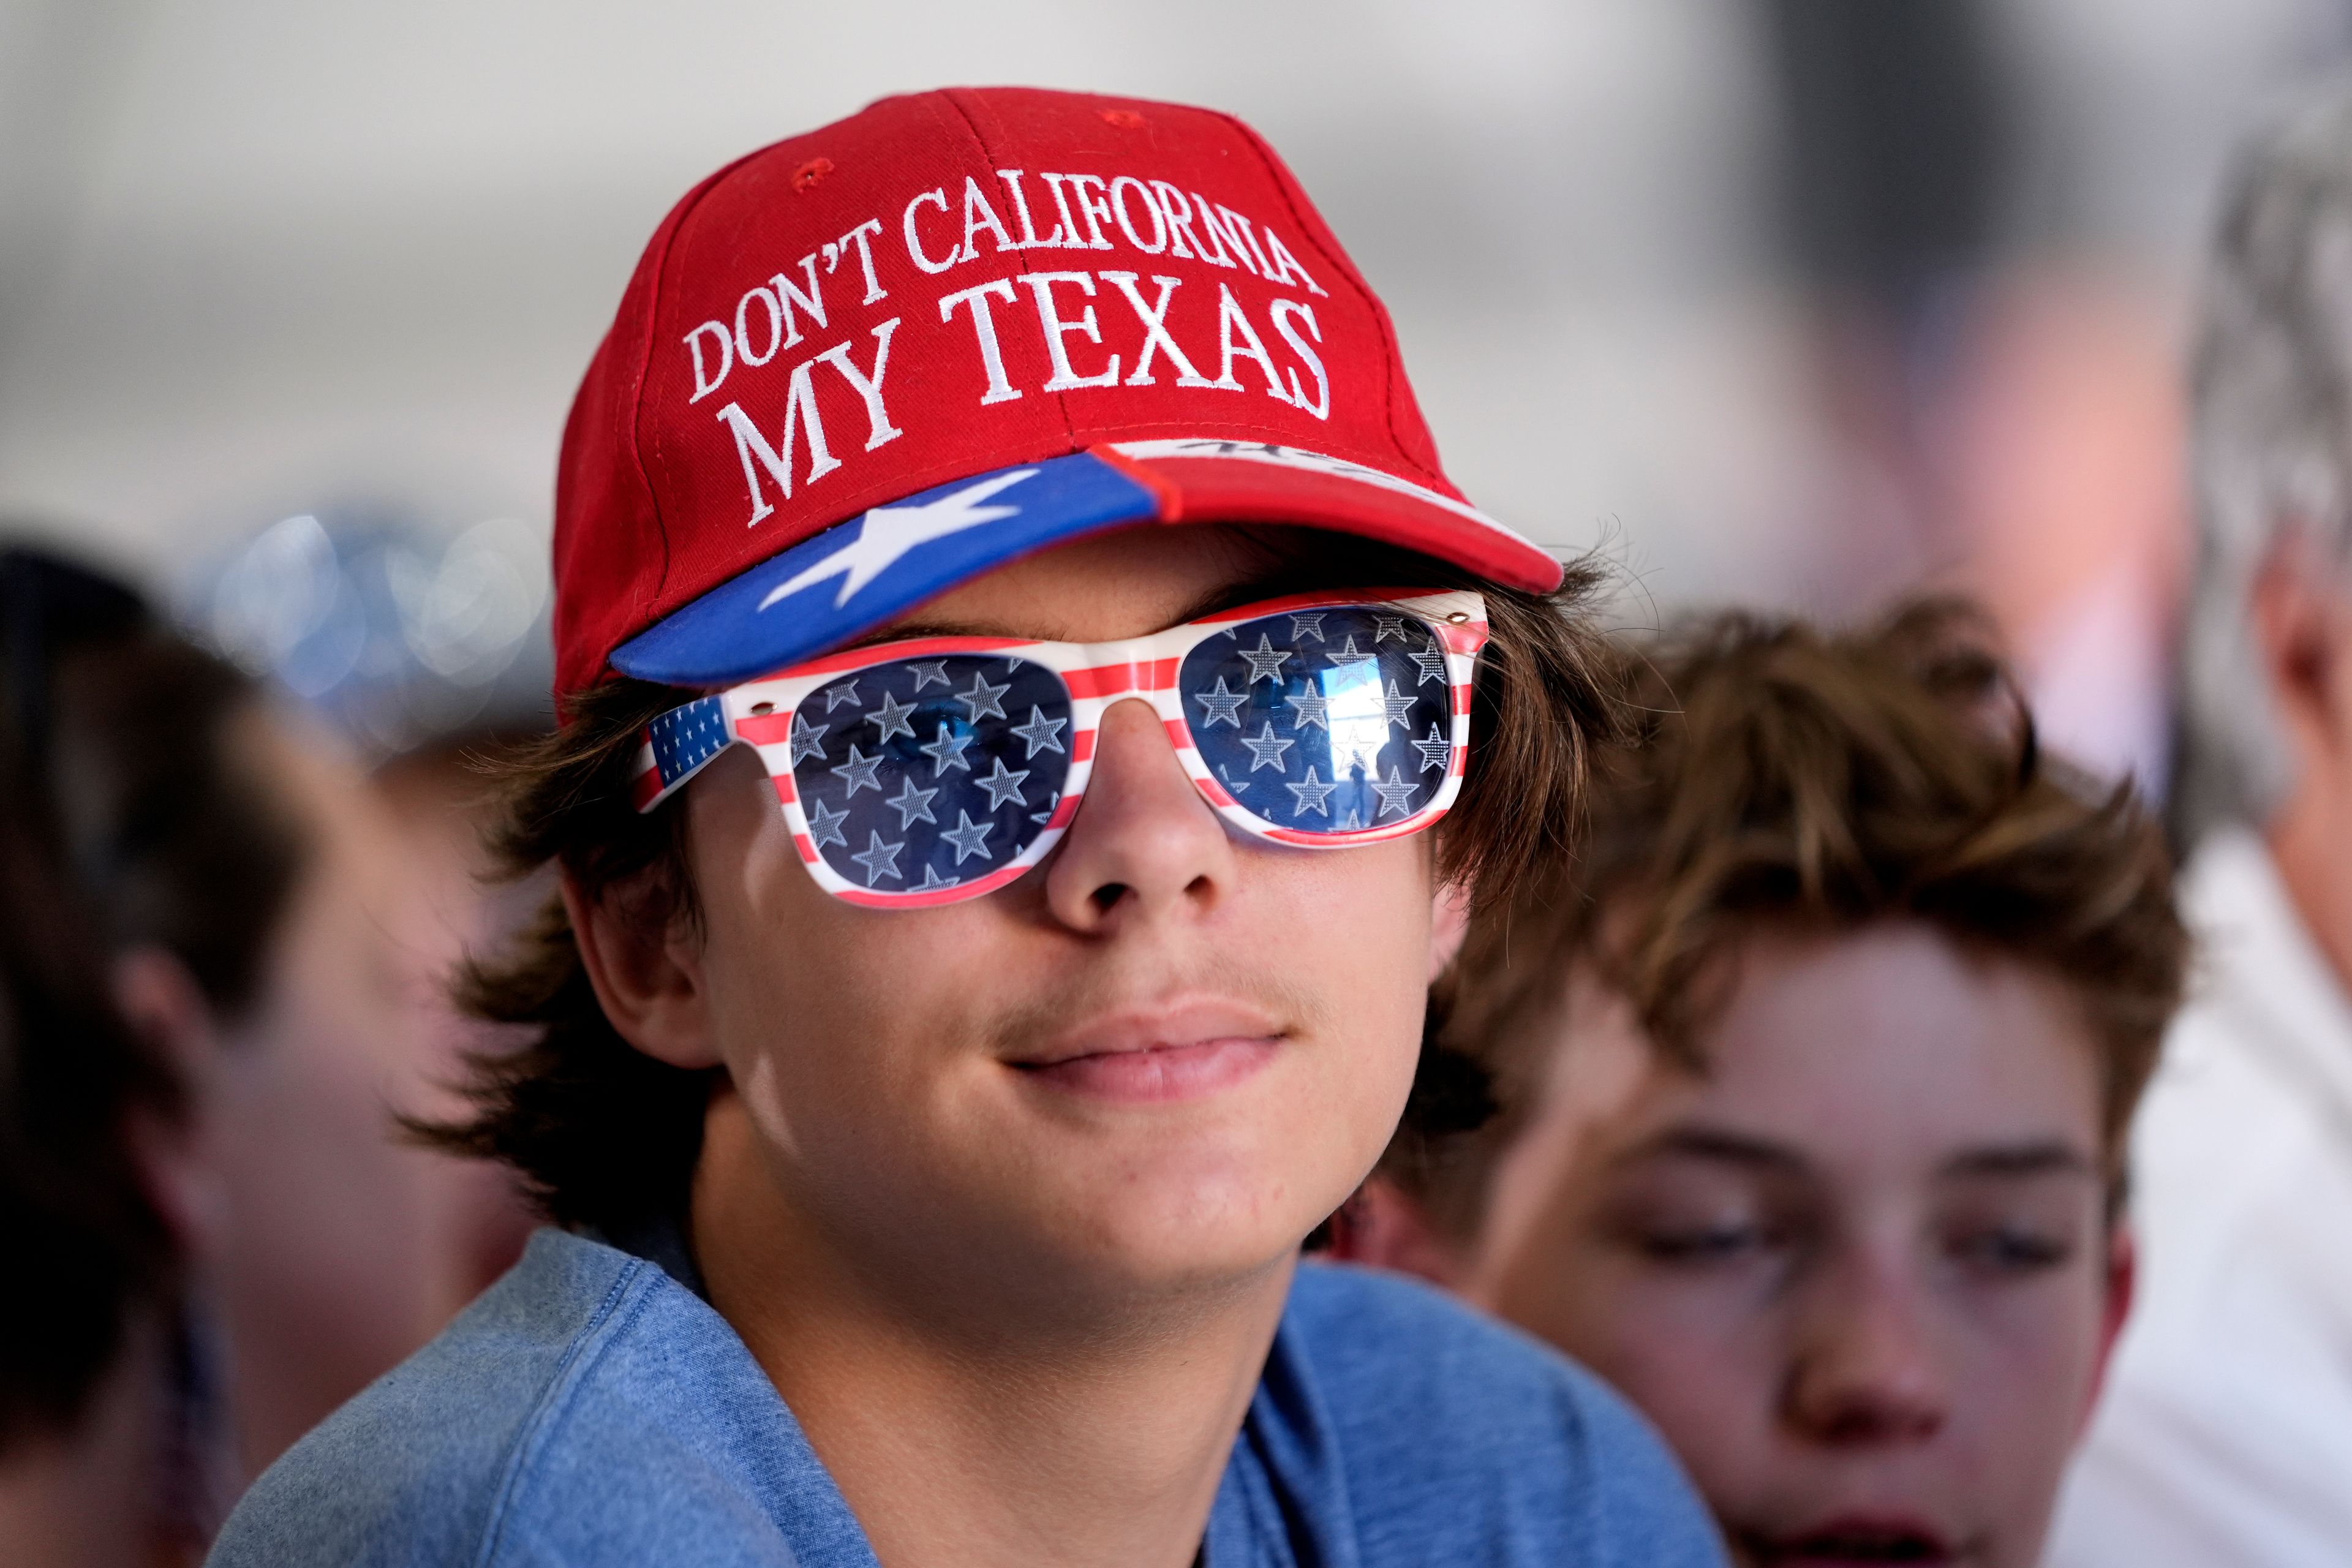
[631,693,741,814]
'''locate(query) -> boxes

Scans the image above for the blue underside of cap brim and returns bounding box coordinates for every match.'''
[610,453,1161,689]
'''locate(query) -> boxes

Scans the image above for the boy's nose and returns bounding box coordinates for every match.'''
[1782,1254,1953,1446]
[1039,698,1238,933]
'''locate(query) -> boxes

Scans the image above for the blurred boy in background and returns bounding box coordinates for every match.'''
[0,559,211,1566]
[1332,603,2185,1568]
[0,541,530,1522]
[2048,80,2352,1566]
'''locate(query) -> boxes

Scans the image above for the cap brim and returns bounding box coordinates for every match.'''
[609,441,1562,689]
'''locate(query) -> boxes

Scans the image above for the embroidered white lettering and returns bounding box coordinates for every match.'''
[1038,174,1091,252]
[1269,299,1329,419]
[716,365,840,524]
[1109,176,1167,254]
[1212,283,1292,402]
[1020,273,1120,390]
[1063,174,1118,251]
[1183,190,1237,268]
[685,321,734,402]
[1261,228,1327,297]
[1150,181,1204,261]
[903,189,957,274]
[1098,271,1212,388]
[828,218,888,304]
[815,318,904,449]
[1199,201,1264,276]
[957,175,1016,263]
[769,254,829,349]
[938,279,1023,404]
[995,170,1070,249]
[734,287,785,367]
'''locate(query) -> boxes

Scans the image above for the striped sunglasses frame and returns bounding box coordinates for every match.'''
[631,588,1488,909]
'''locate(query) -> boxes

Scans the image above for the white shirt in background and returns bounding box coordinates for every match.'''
[2045,827,2352,1566]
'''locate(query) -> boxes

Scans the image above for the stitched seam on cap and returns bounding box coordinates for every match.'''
[1210,110,1443,490]
[937,89,1083,452]
[624,145,778,633]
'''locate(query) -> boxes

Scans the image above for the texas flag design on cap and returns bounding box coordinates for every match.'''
[555,86,1563,696]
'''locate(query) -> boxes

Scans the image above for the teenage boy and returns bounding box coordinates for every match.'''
[1331,603,2187,1568]
[208,88,1724,1567]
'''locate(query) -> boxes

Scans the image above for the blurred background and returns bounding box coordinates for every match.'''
[7,3,2352,1548]
[4,0,2352,785]
[7,0,2352,791]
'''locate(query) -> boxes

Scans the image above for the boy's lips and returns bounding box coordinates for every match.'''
[1008,1001,1284,1102]
[1740,1514,1961,1567]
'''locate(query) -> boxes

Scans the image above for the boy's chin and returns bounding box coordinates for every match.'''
[1004,1159,1346,1302]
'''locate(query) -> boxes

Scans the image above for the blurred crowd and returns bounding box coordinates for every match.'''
[8,6,2352,1567]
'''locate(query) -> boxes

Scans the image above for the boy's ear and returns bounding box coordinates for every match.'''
[1322,1176,1468,1291]
[2079,1221,2138,1438]
[564,869,723,1071]
[2253,528,2352,760]
[111,946,230,1264]
[1429,879,1472,983]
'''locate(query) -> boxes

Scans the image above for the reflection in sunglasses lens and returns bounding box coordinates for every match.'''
[1178,608,1453,832]
[789,655,1074,891]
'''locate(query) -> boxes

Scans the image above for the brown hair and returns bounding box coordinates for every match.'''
[1390,598,2188,1245]
[47,636,307,1019]
[423,535,1630,1235]
[1,543,296,1444]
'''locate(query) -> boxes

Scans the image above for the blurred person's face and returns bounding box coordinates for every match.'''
[197,712,448,1473]
[2253,540,2352,988]
[587,527,1443,1323]
[1469,922,2128,1568]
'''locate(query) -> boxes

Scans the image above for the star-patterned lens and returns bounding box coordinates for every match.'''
[790,655,1072,891]
[1178,608,1454,833]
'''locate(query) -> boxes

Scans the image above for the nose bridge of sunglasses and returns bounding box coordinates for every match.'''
[1061,654,1180,701]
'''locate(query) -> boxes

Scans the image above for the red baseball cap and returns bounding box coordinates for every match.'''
[553,86,1562,696]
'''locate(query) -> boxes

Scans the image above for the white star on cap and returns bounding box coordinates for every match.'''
[759,469,1038,611]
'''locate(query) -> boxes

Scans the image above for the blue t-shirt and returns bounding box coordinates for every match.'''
[208,1229,1724,1566]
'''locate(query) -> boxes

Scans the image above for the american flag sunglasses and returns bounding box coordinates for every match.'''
[632,589,1488,908]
